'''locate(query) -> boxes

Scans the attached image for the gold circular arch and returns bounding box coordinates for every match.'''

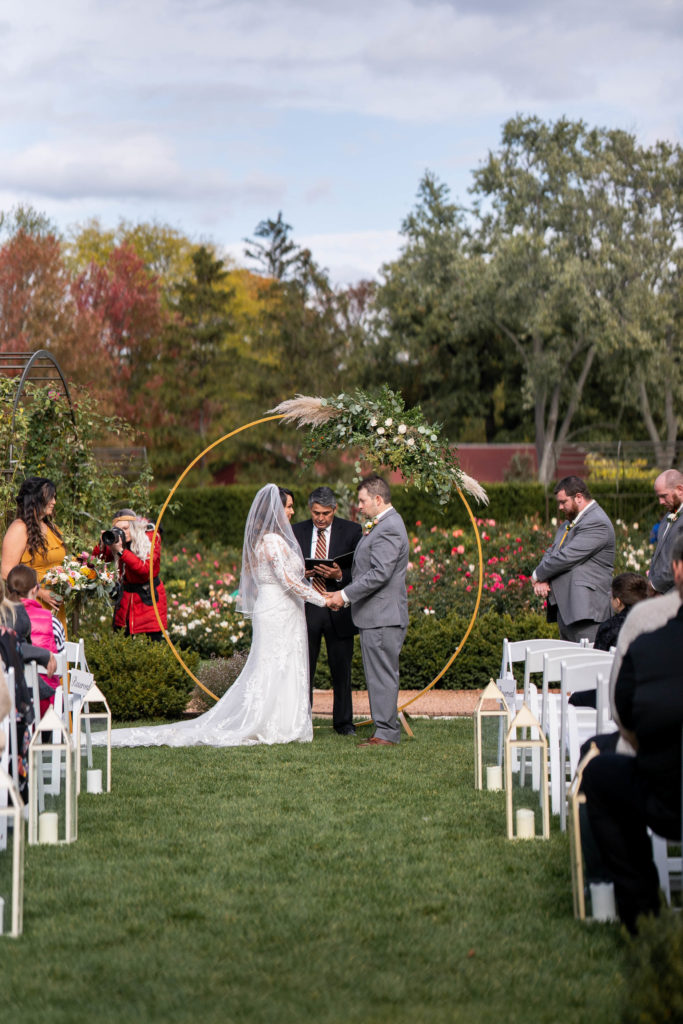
[148,415,484,708]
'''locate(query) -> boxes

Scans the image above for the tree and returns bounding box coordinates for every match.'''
[156,245,258,475]
[369,172,523,441]
[470,116,682,480]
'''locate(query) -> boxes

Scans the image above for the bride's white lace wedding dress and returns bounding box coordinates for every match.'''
[104,531,326,748]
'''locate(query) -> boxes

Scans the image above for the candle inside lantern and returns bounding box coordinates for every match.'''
[39,811,59,844]
[516,808,535,838]
[486,765,503,791]
[86,769,103,794]
[590,882,617,922]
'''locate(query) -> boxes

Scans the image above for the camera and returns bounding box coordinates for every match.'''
[102,526,126,548]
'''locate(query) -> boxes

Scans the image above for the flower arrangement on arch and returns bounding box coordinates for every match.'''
[270,385,488,507]
[43,553,119,605]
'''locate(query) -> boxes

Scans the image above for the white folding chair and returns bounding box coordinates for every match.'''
[558,659,617,828]
[61,639,89,728]
[539,649,613,736]
[501,637,585,692]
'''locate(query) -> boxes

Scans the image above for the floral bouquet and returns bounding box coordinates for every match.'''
[42,553,119,605]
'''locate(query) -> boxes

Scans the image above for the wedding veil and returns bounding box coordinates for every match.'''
[236,483,305,615]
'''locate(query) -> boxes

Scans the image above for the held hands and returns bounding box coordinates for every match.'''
[532,581,550,598]
[325,591,345,611]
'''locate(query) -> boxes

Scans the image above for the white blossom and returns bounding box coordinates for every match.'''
[376,427,385,435]
[385,417,393,426]
[406,437,415,446]
[398,423,407,434]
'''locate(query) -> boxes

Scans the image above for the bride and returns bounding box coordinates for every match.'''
[103,483,327,747]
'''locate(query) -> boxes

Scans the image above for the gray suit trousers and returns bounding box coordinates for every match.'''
[359,624,407,743]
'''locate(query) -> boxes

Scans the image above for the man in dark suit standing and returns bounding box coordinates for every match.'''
[531,476,615,643]
[292,486,362,735]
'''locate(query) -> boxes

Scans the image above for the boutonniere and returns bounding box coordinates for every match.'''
[669,508,680,523]
[363,517,379,535]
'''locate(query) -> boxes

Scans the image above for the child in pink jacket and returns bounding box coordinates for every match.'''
[6,565,65,715]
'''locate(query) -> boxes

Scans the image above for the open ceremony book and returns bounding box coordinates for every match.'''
[305,550,355,571]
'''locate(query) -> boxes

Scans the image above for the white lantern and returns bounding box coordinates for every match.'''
[567,741,602,920]
[504,703,550,840]
[473,679,511,790]
[28,707,78,846]
[75,684,112,795]
[0,766,24,937]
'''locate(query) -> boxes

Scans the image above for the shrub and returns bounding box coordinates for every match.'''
[85,632,199,720]
[399,611,558,690]
[190,652,248,712]
[621,907,683,1023]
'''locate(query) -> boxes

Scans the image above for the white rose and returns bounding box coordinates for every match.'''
[430,433,437,441]
[385,417,393,426]
[376,427,385,435]
[398,424,407,434]
[406,437,415,446]
[370,417,378,427]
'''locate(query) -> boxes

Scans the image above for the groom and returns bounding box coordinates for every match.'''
[327,474,409,746]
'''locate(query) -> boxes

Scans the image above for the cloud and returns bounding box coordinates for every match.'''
[0,134,284,207]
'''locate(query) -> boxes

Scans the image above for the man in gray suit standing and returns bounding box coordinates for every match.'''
[326,474,409,746]
[531,476,615,643]
[648,469,683,595]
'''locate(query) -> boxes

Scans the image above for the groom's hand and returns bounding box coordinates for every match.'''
[325,591,345,611]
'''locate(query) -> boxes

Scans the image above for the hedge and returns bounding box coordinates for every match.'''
[85,632,199,720]
[150,478,658,546]
[311,610,559,693]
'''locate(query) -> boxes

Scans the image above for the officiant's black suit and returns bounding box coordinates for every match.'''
[292,515,362,733]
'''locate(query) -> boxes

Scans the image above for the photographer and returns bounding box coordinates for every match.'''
[95,509,167,641]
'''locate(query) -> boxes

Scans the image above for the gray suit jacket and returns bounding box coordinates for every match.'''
[648,511,683,594]
[344,507,409,630]
[534,501,615,626]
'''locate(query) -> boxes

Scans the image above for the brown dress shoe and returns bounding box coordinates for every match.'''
[358,736,397,747]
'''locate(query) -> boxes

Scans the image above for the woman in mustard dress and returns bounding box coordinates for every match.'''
[1,477,67,630]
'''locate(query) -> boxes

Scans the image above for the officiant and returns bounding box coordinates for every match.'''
[292,486,362,736]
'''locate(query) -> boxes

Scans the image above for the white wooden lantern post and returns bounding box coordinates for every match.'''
[0,765,24,937]
[504,703,550,840]
[473,679,511,791]
[28,707,78,846]
[75,683,112,795]
[568,742,603,920]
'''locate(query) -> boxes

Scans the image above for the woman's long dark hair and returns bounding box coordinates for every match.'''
[15,477,62,557]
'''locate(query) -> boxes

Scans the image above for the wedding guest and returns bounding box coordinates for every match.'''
[594,573,649,652]
[531,477,615,643]
[5,565,64,714]
[581,532,683,934]
[1,477,67,629]
[95,510,167,640]
[292,486,362,735]
[648,469,683,595]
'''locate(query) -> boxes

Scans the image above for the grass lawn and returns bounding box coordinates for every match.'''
[2,719,628,1024]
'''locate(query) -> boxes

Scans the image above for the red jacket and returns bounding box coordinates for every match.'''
[95,536,167,635]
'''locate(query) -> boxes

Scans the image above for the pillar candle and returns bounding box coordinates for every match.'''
[486,765,503,791]
[39,811,59,844]
[590,882,617,922]
[0,895,4,935]
[86,769,103,794]
[516,808,535,838]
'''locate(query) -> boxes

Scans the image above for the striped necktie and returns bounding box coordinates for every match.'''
[312,528,327,593]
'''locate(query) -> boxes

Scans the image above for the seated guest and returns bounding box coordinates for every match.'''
[593,573,649,652]
[580,533,683,933]
[4,565,64,714]
[569,573,649,709]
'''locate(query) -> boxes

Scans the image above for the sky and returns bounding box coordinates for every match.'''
[0,0,681,284]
